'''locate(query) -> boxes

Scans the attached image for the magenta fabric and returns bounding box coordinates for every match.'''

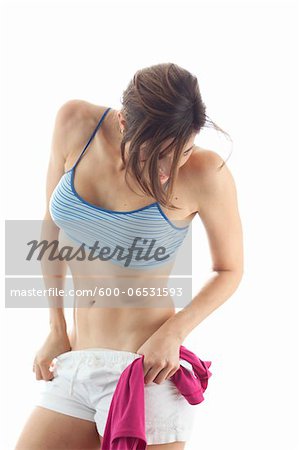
[101,345,212,450]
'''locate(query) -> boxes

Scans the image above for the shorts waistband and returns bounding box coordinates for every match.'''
[55,347,142,364]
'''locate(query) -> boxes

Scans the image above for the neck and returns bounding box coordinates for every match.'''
[104,110,136,173]
[103,110,121,146]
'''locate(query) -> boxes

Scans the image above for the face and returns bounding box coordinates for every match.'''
[117,111,196,184]
[141,135,196,184]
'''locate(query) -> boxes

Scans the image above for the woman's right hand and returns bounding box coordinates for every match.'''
[33,330,72,381]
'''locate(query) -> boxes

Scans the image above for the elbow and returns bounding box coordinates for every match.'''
[214,268,244,288]
[231,268,244,284]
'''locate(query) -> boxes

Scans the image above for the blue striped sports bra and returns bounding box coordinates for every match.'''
[49,107,191,270]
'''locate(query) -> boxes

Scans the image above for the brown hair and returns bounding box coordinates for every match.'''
[119,62,232,210]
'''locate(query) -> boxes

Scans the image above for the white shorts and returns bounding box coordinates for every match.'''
[35,348,198,445]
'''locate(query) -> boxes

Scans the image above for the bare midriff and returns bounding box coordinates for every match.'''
[61,232,178,354]
[69,303,176,354]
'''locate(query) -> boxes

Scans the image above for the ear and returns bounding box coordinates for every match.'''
[117,111,126,130]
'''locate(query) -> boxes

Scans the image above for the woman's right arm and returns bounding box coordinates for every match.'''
[33,100,81,381]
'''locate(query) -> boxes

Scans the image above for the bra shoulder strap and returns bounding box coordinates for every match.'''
[70,107,111,171]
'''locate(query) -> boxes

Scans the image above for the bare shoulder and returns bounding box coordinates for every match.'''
[188,146,225,178]
[55,99,85,135]
[186,146,238,213]
[53,99,85,160]
[55,100,109,168]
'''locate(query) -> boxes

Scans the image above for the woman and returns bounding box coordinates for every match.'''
[15,63,243,450]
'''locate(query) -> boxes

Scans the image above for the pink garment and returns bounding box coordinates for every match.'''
[101,345,212,450]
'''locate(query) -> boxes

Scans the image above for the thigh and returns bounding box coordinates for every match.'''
[14,406,102,450]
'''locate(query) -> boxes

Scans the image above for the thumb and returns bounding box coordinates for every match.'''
[40,362,54,381]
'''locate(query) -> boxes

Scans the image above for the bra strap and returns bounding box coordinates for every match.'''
[71,107,111,171]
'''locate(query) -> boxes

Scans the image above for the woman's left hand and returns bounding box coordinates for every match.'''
[136,330,182,385]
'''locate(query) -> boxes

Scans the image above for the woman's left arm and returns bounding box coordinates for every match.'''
[137,150,244,384]
[160,149,244,341]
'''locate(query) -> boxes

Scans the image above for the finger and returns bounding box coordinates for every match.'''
[142,360,154,379]
[143,358,165,379]
[40,364,54,381]
[145,366,167,385]
[166,366,180,380]
[144,367,156,384]
[152,367,171,385]
[35,365,43,381]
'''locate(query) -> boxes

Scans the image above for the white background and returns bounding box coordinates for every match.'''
[1,0,299,449]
